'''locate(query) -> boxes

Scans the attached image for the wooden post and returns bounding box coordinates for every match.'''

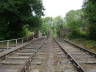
[16,39,17,47]
[22,38,24,44]
[7,40,9,49]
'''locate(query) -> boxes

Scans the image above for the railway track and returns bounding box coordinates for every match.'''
[0,38,96,72]
[0,38,45,72]
[30,39,78,72]
[56,39,96,72]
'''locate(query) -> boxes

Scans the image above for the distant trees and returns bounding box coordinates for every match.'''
[41,0,96,41]
[42,6,96,40]
[41,16,66,37]
[52,16,65,37]
[42,10,88,38]
[0,0,44,40]
[56,0,96,40]
[41,17,52,36]
[65,10,87,38]
[63,0,96,40]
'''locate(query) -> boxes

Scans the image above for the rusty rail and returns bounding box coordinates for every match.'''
[63,39,96,57]
[19,38,45,72]
[55,39,85,72]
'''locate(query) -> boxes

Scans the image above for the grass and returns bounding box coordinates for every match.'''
[70,38,96,53]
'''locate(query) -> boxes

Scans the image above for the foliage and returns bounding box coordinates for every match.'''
[65,10,87,38]
[41,16,67,37]
[71,38,96,52]
[52,16,65,37]
[83,0,96,40]
[0,0,44,40]
[41,17,52,35]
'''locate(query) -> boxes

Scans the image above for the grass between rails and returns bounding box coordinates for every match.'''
[69,38,96,53]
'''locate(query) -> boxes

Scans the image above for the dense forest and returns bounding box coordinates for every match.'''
[0,0,44,40]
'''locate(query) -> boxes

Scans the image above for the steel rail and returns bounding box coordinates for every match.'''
[0,37,44,59]
[55,39,85,72]
[63,39,96,57]
[19,39,46,72]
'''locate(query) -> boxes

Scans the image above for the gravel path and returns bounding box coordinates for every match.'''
[47,39,55,72]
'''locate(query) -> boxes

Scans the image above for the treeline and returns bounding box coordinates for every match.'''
[0,0,44,40]
[41,16,66,37]
[42,0,96,41]
[66,0,96,40]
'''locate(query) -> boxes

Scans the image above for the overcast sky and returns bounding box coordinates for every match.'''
[43,0,84,17]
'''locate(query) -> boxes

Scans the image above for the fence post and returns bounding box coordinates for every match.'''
[27,36,28,41]
[16,39,17,47]
[22,38,24,44]
[7,40,9,49]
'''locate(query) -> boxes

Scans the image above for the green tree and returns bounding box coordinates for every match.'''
[41,17,52,36]
[65,10,86,38]
[83,0,96,40]
[53,16,65,37]
[0,0,44,40]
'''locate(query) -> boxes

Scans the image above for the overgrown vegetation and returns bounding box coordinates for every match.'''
[1,0,96,52]
[41,17,52,36]
[42,0,96,41]
[0,0,44,40]
[83,0,96,40]
[41,0,96,51]
[71,38,96,52]
[41,16,66,37]
[65,10,87,38]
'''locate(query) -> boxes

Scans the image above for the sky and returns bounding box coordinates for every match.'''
[43,0,84,17]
